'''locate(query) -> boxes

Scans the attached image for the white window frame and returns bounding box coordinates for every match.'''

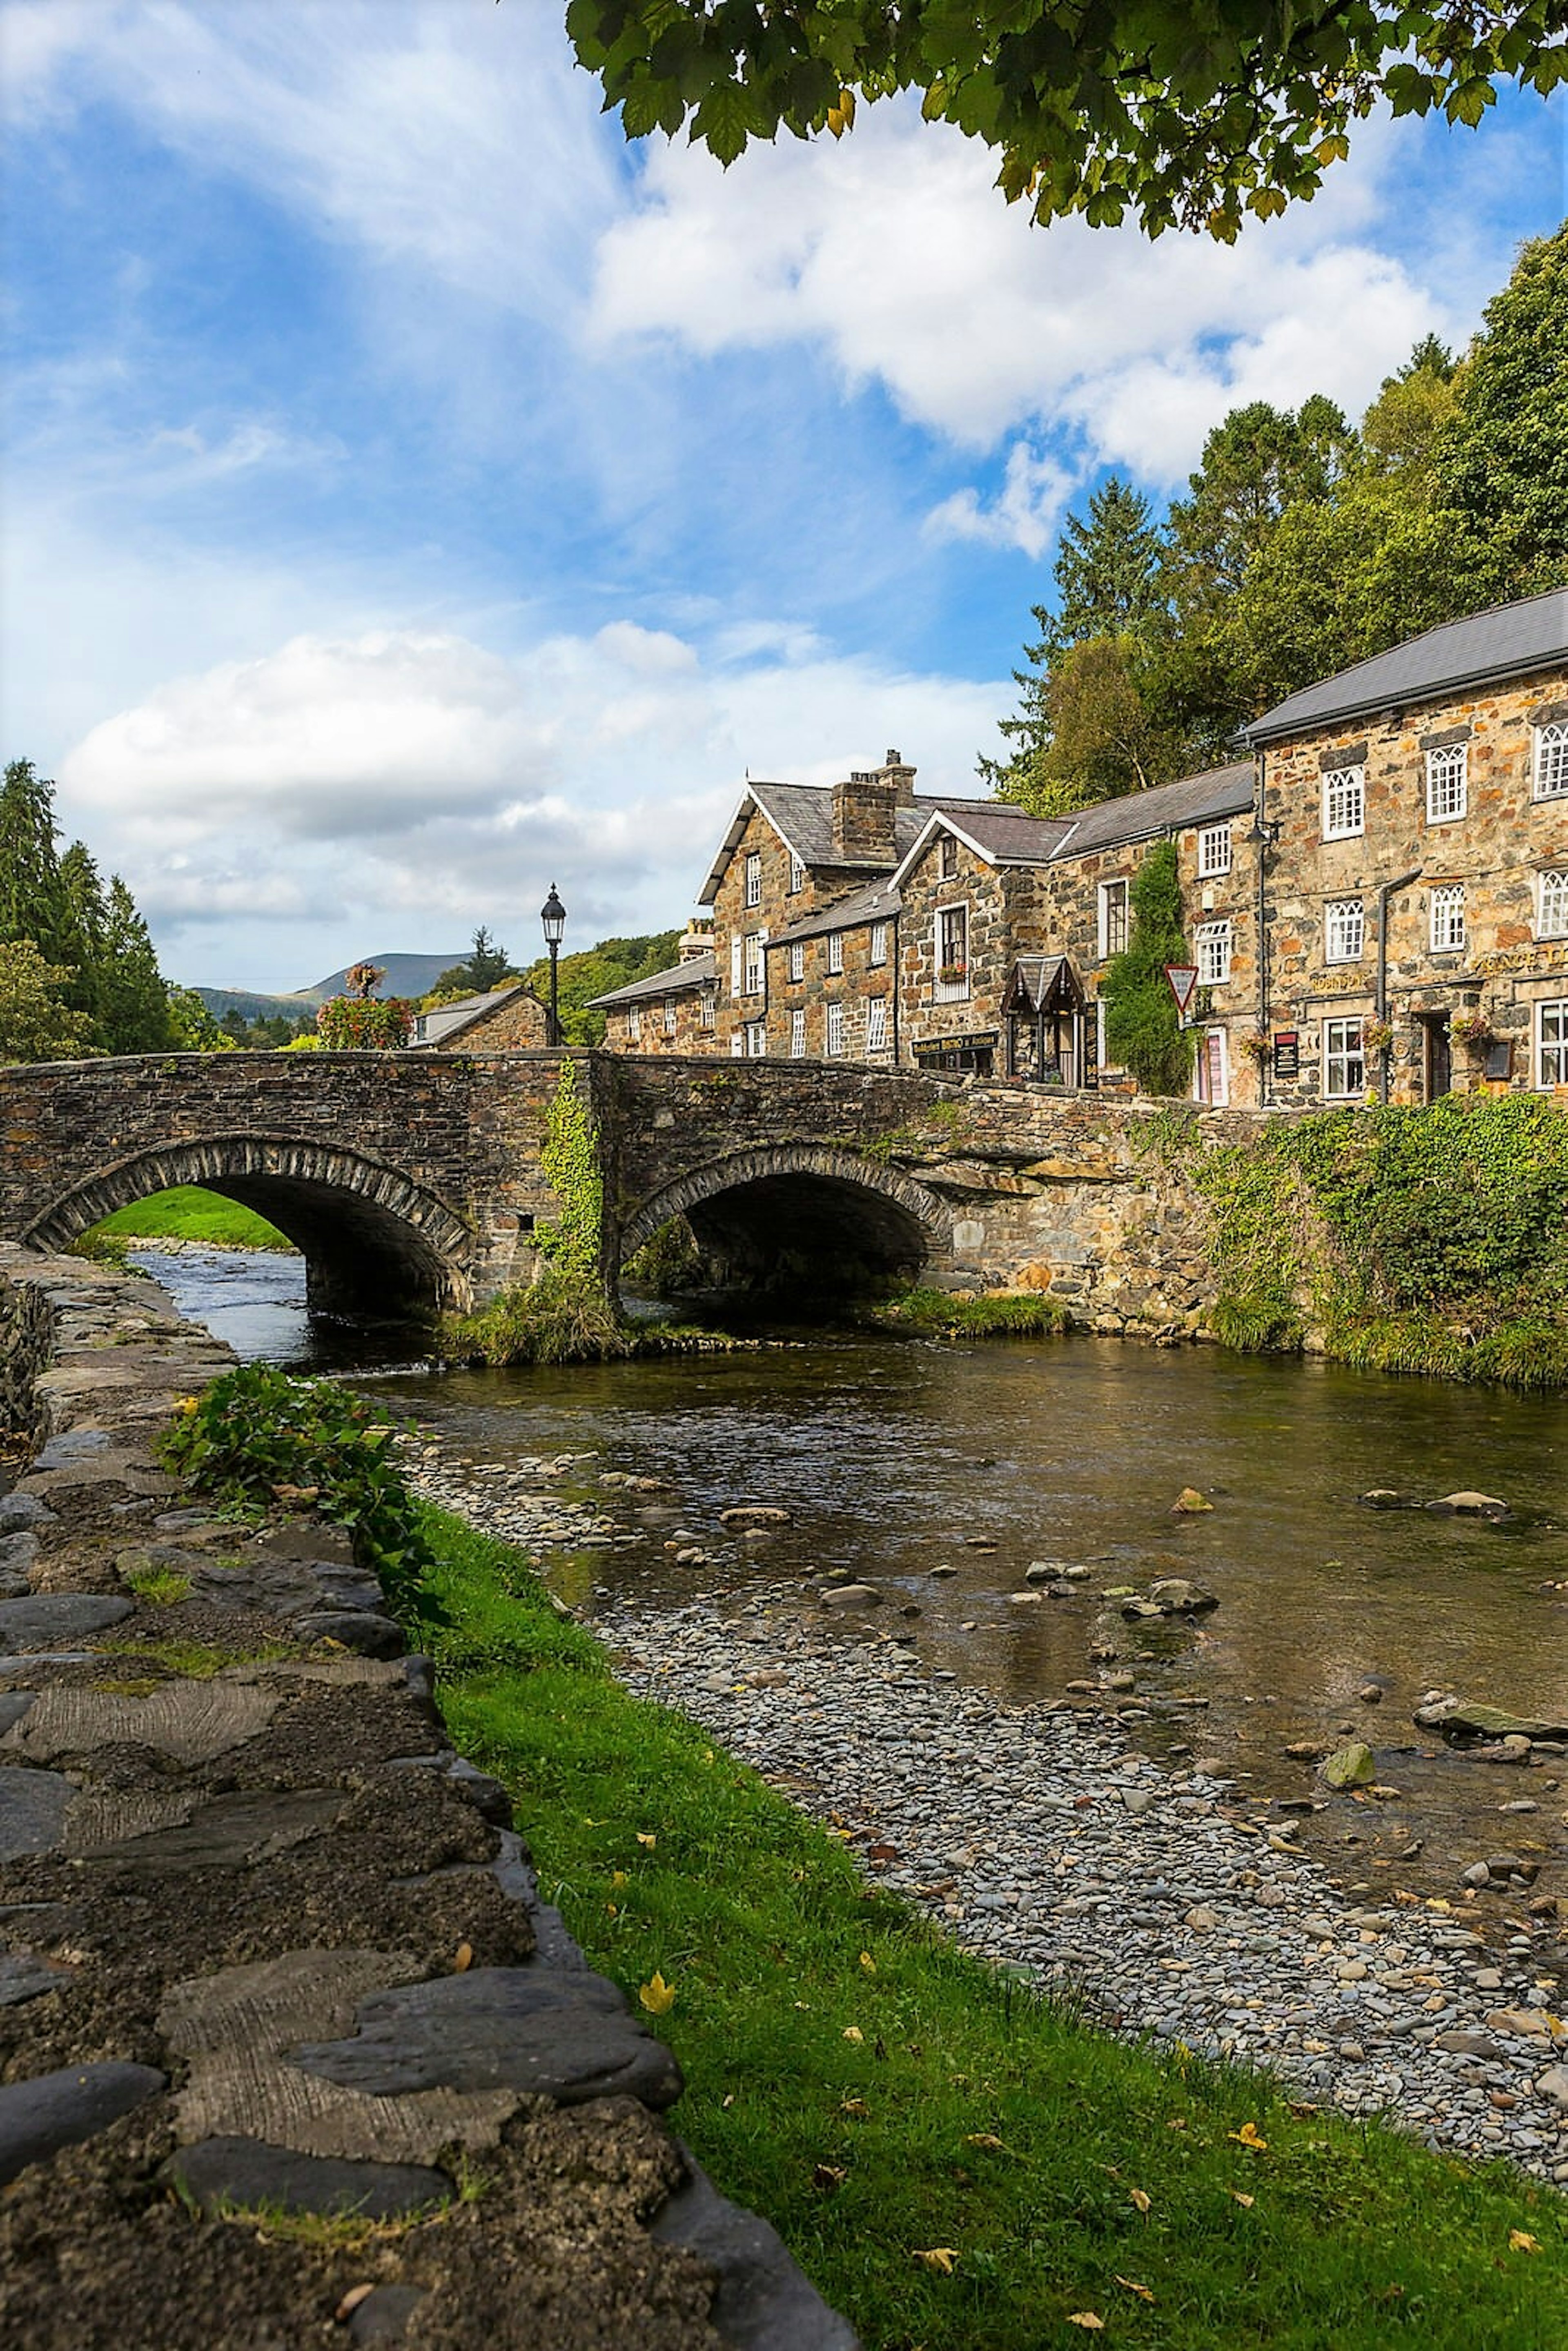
[865,995,889,1053]
[1098,878,1129,961]
[730,933,742,999]
[1325,898,1364,964]
[1425,742,1467,824]
[1196,919,1232,986]
[788,940,805,982]
[744,850,763,908]
[788,850,805,894]
[826,931,844,975]
[627,1005,641,1044]
[1538,868,1568,940]
[1429,882,1466,953]
[789,1007,807,1058]
[730,1029,745,1058]
[1539,997,1568,1088]
[745,1020,767,1058]
[939,834,957,881]
[826,1000,845,1058]
[1323,1016,1366,1101]
[935,902,970,1000]
[1534,721,1568,801]
[1322,764,1365,841]
[1198,823,1232,878]
[743,931,764,996]
[869,920,888,967]
[699,989,716,1032]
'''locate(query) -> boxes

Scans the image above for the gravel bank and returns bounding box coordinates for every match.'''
[408,1445,1568,2188]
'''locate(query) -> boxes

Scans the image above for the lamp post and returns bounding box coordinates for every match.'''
[540,884,566,1047]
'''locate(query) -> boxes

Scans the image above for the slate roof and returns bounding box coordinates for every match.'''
[768,877,902,947]
[1049,761,1254,855]
[698,783,987,902]
[409,984,539,1047]
[586,953,715,1011]
[1246,589,1568,745]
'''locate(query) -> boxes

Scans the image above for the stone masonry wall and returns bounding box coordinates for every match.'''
[764,915,898,1064]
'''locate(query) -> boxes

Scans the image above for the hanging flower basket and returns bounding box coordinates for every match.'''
[1451,1009,1493,1053]
[1363,1016,1395,1055]
[1238,1029,1271,1065]
[938,964,969,986]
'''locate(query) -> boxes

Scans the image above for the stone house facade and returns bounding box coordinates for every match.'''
[594,929,717,1055]
[410,983,549,1051]
[1246,588,1568,1106]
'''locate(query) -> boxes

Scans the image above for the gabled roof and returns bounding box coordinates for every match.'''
[1050,761,1253,855]
[768,877,901,947]
[586,952,715,1011]
[1001,955,1086,1016]
[887,804,1072,890]
[409,983,540,1047]
[1246,589,1568,745]
[698,781,987,903]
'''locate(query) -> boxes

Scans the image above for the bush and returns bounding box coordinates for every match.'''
[158,1364,437,1619]
[439,1270,632,1367]
[1100,840,1194,1095]
[864,1285,1069,1339]
[315,995,412,1049]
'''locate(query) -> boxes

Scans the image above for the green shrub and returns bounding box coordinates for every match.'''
[865,1285,1069,1339]
[159,1364,437,1619]
[1100,839,1194,1095]
[439,1270,631,1367]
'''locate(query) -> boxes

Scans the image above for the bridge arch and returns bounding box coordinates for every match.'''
[619,1144,951,1294]
[25,1133,474,1316]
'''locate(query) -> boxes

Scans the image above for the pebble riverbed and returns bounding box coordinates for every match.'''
[405,1442,1568,2188]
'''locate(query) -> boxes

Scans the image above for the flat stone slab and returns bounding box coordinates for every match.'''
[162,2135,452,2220]
[160,1948,521,2164]
[651,2157,859,2351]
[0,2060,166,2185]
[0,1694,36,1736]
[0,1766,74,1861]
[0,1594,132,1650]
[3,1680,280,1765]
[0,1496,55,1534]
[32,1428,114,1469]
[292,1965,683,2111]
[1414,1698,1568,1742]
[78,1787,346,1871]
[0,1950,74,2006]
[295,1611,406,1660]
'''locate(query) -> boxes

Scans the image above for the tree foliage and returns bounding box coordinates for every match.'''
[566,1,1567,239]
[1100,842,1192,1095]
[517,930,684,1046]
[0,941,97,1065]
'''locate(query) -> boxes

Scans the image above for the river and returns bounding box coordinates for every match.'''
[130,1242,1568,1914]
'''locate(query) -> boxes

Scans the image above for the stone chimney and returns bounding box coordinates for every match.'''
[678,916,715,963]
[829,748,918,863]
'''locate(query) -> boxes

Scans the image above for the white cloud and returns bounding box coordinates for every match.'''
[925,441,1077,559]
[55,618,1007,988]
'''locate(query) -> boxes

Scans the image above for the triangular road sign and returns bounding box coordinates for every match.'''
[1164,964,1200,1017]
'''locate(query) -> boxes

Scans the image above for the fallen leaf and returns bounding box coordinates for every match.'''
[1509,2230,1541,2254]
[859,1950,878,1973]
[812,2164,847,2193]
[1116,2276,1156,2303]
[1229,2191,1255,2209]
[840,2097,871,2117]
[636,1832,657,1848]
[1229,2121,1268,2151]
[610,1870,628,1889]
[1129,2186,1152,2214]
[963,2133,1007,2151]
[842,2025,864,2043]
[1066,2315,1105,2331]
[453,1941,473,1973]
[722,2093,735,2109]
[638,1971,676,2015]
[335,2286,375,2321]
[912,2248,959,2274]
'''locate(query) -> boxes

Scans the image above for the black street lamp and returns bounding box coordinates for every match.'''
[540,884,566,1047]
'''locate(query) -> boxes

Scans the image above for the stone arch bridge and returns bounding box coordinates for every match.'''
[0,1049,1252,1327]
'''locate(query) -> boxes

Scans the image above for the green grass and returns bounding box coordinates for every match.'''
[90,1185,293,1249]
[861,1284,1070,1340]
[410,1503,1568,2351]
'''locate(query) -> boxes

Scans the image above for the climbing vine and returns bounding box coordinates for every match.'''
[1194,1094,1568,1387]
[536,1060,603,1279]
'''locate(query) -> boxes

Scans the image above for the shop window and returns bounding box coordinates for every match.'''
[1324,1016,1366,1099]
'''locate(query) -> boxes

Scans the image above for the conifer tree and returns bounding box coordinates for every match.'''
[1100,840,1193,1095]
[58,839,110,1035]
[1440,223,1568,602]
[1047,477,1164,655]
[99,876,173,1054]
[0,760,69,962]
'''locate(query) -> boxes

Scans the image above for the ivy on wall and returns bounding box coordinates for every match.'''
[536,1060,604,1280]
[1191,1094,1568,1388]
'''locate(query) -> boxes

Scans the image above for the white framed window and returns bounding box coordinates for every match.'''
[826,1001,845,1057]
[1324,1016,1366,1100]
[699,990,715,1032]
[744,850,762,908]
[869,920,888,966]
[745,1020,767,1057]
[1538,868,1568,940]
[788,850,805,894]
[1534,721,1568,801]
[1196,920,1232,986]
[1325,898,1364,963]
[627,1005,641,1044]
[866,996,888,1053]
[1322,764,1365,840]
[744,931,764,995]
[1426,742,1467,823]
[1098,878,1129,961]
[730,933,743,998]
[662,997,676,1034]
[936,904,969,997]
[827,931,844,975]
[939,834,957,881]
[1539,998,1568,1087]
[788,940,805,982]
[1198,823,1232,878]
[1429,883,1466,953]
[789,1007,807,1058]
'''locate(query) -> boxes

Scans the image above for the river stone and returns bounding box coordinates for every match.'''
[31,1428,114,1470]
[1414,1698,1568,1742]
[0,1767,73,1861]
[0,2060,166,2185]
[719,1505,794,1528]
[161,2136,452,2220]
[1322,1742,1377,1789]
[1425,1490,1510,1518]
[185,1554,325,1614]
[78,1787,347,1871]
[1358,1489,1416,1509]
[290,1966,683,2110]
[0,1952,71,2007]
[348,2286,428,2345]
[1537,2066,1568,2107]
[0,1496,53,1534]
[651,2155,859,2351]
[0,1531,39,1592]
[820,1585,882,1610]
[0,1594,132,1650]
[294,1611,406,1660]
[1170,1487,1213,1514]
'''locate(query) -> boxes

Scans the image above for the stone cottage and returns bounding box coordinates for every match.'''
[408,983,548,1051]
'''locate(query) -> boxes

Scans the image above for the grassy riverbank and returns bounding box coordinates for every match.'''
[412,1503,1567,2351]
[90,1184,292,1249]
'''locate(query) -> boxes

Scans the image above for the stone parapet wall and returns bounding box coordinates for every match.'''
[0,1249,56,1445]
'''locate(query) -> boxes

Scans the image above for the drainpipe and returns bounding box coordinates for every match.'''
[1250,747,1277,1104]
[891,913,901,1066]
[1375,866,1422,1104]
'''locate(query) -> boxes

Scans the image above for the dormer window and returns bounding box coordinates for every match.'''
[788,851,805,893]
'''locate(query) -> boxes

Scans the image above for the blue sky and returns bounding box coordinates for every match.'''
[2,2,1564,991]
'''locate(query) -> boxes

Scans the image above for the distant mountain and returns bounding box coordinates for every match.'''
[307,952,464,1001]
[192,985,322,1021]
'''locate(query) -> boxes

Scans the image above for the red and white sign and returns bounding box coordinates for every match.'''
[1163,964,1200,1018]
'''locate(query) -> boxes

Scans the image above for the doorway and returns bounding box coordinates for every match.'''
[1422,1013,1452,1100]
